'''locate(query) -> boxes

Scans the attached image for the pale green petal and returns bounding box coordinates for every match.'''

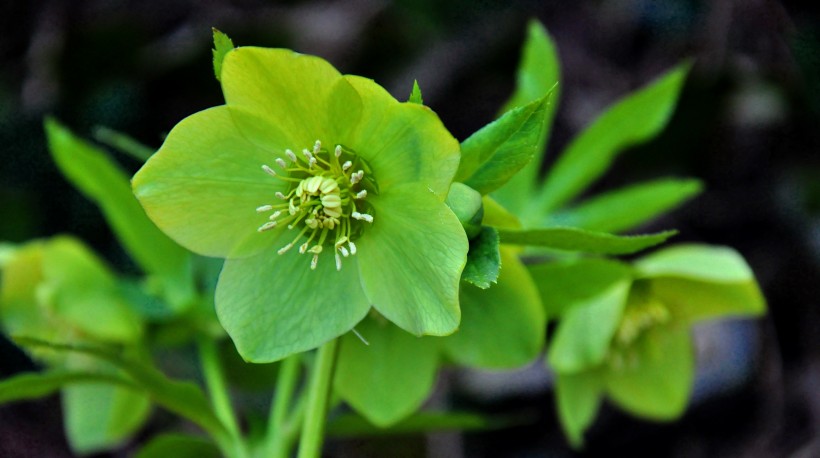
[335,316,439,426]
[442,248,545,368]
[358,184,468,336]
[215,249,370,363]
[221,47,361,147]
[341,75,460,197]
[133,106,290,258]
[556,370,604,449]
[605,326,694,420]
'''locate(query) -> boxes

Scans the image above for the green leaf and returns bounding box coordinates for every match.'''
[461,226,500,289]
[545,178,703,233]
[498,227,676,255]
[482,196,521,230]
[44,119,193,312]
[634,244,755,282]
[327,411,514,438]
[136,434,220,458]
[493,20,561,214]
[12,337,233,452]
[527,258,632,317]
[0,371,134,405]
[212,28,235,81]
[605,326,694,420]
[443,248,545,368]
[650,278,766,324]
[456,94,550,195]
[408,79,423,104]
[535,62,691,215]
[335,317,439,427]
[547,279,630,372]
[63,383,151,454]
[93,126,155,162]
[446,182,484,239]
[555,371,603,448]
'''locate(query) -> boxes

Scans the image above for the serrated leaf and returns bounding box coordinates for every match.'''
[327,411,515,438]
[136,434,220,458]
[44,119,194,312]
[535,61,691,215]
[527,258,633,317]
[493,20,561,214]
[498,227,676,255]
[545,178,703,233]
[605,326,694,420]
[461,226,500,288]
[408,80,423,104]
[334,317,439,427]
[0,371,134,405]
[212,28,235,82]
[547,280,630,372]
[457,94,550,195]
[12,337,232,453]
[444,248,545,368]
[555,370,603,449]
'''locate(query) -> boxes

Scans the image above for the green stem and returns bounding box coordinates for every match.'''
[297,339,339,458]
[197,337,245,458]
[267,354,302,458]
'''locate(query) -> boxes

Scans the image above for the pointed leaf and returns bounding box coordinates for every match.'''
[493,20,561,213]
[461,226,500,289]
[547,280,630,372]
[498,227,676,255]
[335,317,439,427]
[555,370,604,448]
[456,95,549,195]
[635,244,755,282]
[545,178,703,233]
[535,62,691,214]
[44,119,193,312]
[408,80,423,104]
[212,28,235,81]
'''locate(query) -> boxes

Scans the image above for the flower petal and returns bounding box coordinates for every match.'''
[221,48,362,147]
[133,106,291,258]
[334,316,439,426]
[215,249,370,363]
[357,183,468,336]
[442,248,545,369]
[341,75,460,197]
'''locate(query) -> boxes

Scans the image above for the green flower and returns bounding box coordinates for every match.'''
[529,244,767,447]
[133,47,468,362]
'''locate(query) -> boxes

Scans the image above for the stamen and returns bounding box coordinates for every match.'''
[262,165,277,176]
[277,243,293,255]
[354,190,367,199]
[258,221,277,232]
[313,140,322,155]
[286,149,297,163]
[342,161,352,171]
[275,192,287,200]
[352,212,373,223]
[351,328,370,345]
[335,145,342,157]
[302,149,313,162]
[310,253,319,270]
[349,241,357,255]
[256,204,273,212]
[335,252,342,271]
[270,210,282,220]
[339,246,349,257]
[275,158,288,169]
[299,242,309,254]
[309,157,317,169]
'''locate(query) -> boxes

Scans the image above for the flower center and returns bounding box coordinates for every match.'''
[255,140,376,271]
[607,284,671,370]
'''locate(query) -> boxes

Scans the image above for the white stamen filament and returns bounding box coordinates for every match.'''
[349,241,357,255]
[262,165,277,176]
[339,246,349,257]
[313,140,322,154]
[269,210,282,220]
[354,190,367,199]
[352,212,373,223]
[275,192,286,200]
[310,254,319,270]
[277,243,293,255]
[256,204,273,212]
[335,252,342,271]
[258,221,277,232]
[275,158,288,169]
[335,145,342,157]
[286,149,297,163]
[342,161,352,171]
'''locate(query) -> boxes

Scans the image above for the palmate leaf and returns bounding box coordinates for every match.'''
[534,62,691,215]
[497,227,676,255]
[44,119,194,312]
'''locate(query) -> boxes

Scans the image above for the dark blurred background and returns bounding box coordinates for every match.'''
[1,0,819,457]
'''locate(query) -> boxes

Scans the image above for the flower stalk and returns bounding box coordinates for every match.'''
[297,339,339,458]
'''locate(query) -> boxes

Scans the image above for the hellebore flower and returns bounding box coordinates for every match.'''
[133,47,469,362]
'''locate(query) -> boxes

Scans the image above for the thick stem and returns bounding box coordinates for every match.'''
[197,337,245,458]
[297,339,339,458]
[267,354,302,458]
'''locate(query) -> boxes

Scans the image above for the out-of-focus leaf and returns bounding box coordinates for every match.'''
[545,178,703,233]
[605,326,694,420]
[461,227,500,289]
[444,248,544,368]
[446,182,484,239]
[535,62,691,215]
[93,126,154,162]
[634,244,755,282]
[0,371,133,405]
[212,29,235,81]
[44,119,193,312]
[482,196,521,230]
[650,278,765,324]
[547,280,630,372]
[408,80,423,104]
[493,20,561,214]
[555,371,603,449]
[63,383,151,454]
[457,95,549,195]
[136,434,220,458]
[335,317,439,427]
[498,227,676,255]
[327,411,515,438]
[528,258,632,317]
